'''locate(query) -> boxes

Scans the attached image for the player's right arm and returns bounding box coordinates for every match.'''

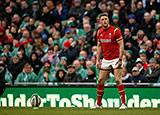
[96,40,102,70]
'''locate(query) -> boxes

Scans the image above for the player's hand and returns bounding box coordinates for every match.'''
[115,59,122,69]
[96,61,101,70]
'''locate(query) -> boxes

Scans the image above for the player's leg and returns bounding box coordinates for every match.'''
[114,68,127,109]
[96,70,110,106]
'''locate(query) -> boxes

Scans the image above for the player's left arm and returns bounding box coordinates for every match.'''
[117,39,124,59]
[114,28,124,59]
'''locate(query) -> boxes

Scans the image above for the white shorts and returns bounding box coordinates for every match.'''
[101,58,119,70]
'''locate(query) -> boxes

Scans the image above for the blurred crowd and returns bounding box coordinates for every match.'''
[0,0,160,84]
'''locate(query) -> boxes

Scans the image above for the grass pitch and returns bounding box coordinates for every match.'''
[0,107,159,115]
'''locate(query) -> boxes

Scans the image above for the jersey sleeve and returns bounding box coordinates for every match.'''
[114,28,123,42]
[97,30,101,42]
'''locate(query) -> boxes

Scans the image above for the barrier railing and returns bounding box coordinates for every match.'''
[5,82,160,87]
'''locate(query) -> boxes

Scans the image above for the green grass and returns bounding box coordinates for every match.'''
[0,107,159,115]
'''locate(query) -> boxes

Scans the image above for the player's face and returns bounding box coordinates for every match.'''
[100,16,109,28]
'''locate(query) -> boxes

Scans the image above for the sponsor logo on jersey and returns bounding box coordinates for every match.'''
[100,39,111,43]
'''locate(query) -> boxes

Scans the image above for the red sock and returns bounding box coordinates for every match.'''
[117,84,126,105]
[97,84,104,106]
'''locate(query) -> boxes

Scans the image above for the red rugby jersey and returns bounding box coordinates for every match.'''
[97,25,123,60]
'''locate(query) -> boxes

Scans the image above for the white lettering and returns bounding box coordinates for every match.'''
[59,98,71,107]
[151,99,160,108]
[140,99,151,108]
[0,98,7,106]
[82,95,94,107]
[113,99,120,108]
[102,98,107,107]
[7,94,13,107]
[71,94,82,107]
[15,94,26,107]
[47,94,60,107]
[39,98,47,107]
[128,95,139,108]
[107,99,113,107]
[27,98,31,107]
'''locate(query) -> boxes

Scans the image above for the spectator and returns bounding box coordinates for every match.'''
[55,62,64,72]
[125,40,138,61]
[83,23,94,46]
[78,56,86,69]
[30,1,42,20]
[136,30,145,47]
[4,6,14,25]
[111,14,121,28]
[29,52,43,75]
[83,65,96,82]
[64,65,82,82]
[135,58,145,75]
[125,50,135,73]
[0,63,6,96]
[144,58,160,83]
[59,28,76,49]
[0,26,8,45]
[136,1,146,19]
[126,2,142,24]
[59,40,77,65]
[123,27,137,47]
[123,14,140,36]
[0,53,9,66]
[145,40,154,59]
[121,67,131,83]
[152,22,160,41]
[130,67,149,83]
[86,60,94,69]
[18,45,29,62]
[0,62,12,83]
[140,54,150,70]
[19,0,31,16]
[26,18,36,36]
[19,13,30,29]
[73,60,87,80]
[51,31,61,48]
[81,2,97,23]
[53,1,68,21]
[36,24,49,44]
[153,50,160,64]
[145,0,158,13]
[79,50,88,61]
[40,6,56,26]
[140,12,157,38]
[55,69,67,82]
[15,63,39,83]
[34,46,44,62]
[38,60,56,80]
[53,21,64,36]
[88,45,97,59]
[40,67,57,83]
[68,0,84,20]
[60,56,68,70]
[8,55,23,83]
[32,34,46,53]
[41,46,59,66]
[11,13,21,28]
[46,0,55,14]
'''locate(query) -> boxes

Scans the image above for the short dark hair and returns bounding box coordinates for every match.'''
[99,13,108,19]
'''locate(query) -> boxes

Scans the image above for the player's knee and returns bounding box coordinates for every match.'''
[98,78,104,85]
[115,80,121,85]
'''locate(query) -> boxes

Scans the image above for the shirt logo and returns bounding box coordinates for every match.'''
[109,33,112,38]
[100,39,111,43]
[100,34,103,37]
